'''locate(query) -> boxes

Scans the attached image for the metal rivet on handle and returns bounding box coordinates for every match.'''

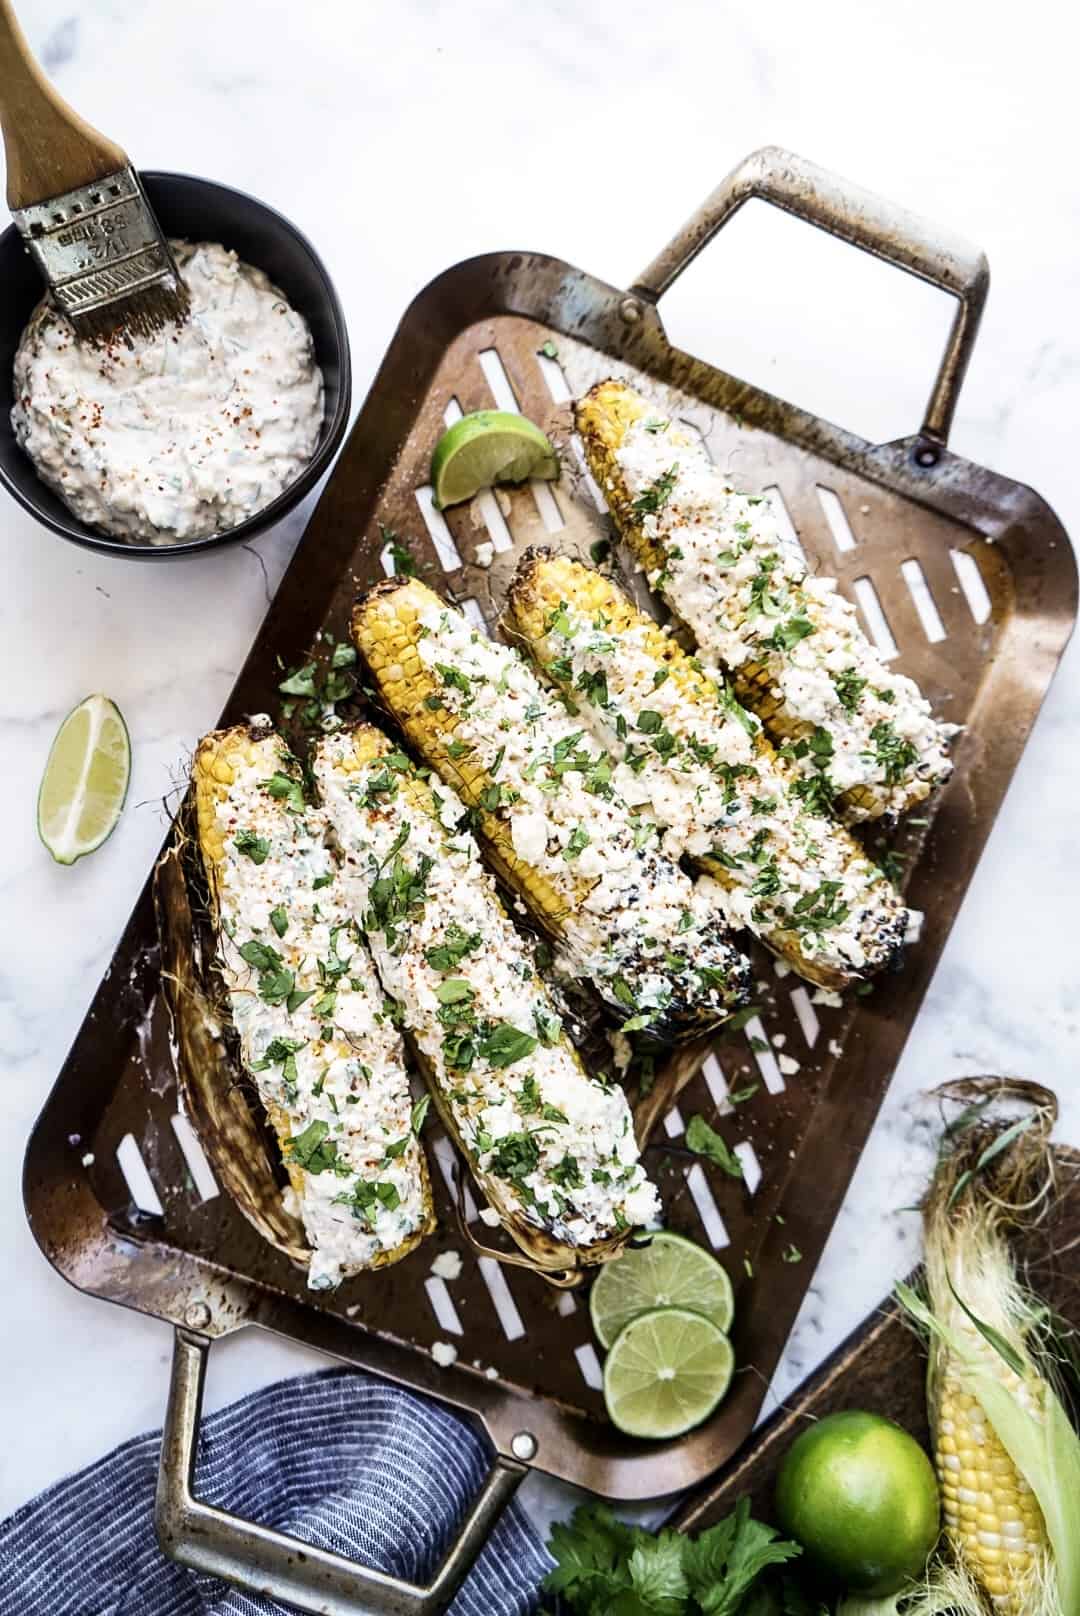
[511,1431,538,1460]
[185,1301,211,1330]
[914,440,941,469]
[618,296,643,325]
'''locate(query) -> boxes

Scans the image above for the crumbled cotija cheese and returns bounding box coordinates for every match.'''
[315,733,660,1250]
[205,733,427,1288]
[13,242,323,544]
[613,415,956,820]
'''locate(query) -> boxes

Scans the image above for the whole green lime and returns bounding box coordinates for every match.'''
[774,1410,940,1595]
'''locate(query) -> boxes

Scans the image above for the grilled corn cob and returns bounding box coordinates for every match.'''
[314,723,660,1271]
[509,548,907,990]
[193,722,434,1287]
[576,379,956,823]
[351,575,750,1041]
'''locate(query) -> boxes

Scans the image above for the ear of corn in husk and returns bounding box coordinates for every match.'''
[899,1081,1080,1616]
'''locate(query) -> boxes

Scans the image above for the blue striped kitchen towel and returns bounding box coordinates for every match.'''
[0,1367,553,1615]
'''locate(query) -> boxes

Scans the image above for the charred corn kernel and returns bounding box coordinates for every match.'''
[575,379,956,824]
[192,723,434,1287]
[313,723,659,1271]
[351,576,750,1041]
[508,548,908,990]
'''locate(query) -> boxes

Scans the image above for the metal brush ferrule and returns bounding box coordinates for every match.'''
[11,165,187,331]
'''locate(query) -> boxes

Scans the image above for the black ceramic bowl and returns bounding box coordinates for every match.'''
[0,171,351,558]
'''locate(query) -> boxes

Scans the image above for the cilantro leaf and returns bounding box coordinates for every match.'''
[686,1115,744,1180]
[278,662,319,697]
[380,523,417,577]
[544,1505,636,1602]
[632,465,678,515]
[233,829,270,864]
[628,1532,689,1614]
[262,771,305,812]
[479,1023,539,1069]
[425,924,482,971]
[686,1500,801,1616]
[285,1120,342,1175]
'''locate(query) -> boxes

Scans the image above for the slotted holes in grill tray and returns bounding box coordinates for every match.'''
[83,317,991,1398]
[27,251,1074,1499]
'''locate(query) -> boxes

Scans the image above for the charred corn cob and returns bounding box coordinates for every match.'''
[509,548,907,990]
[352,575,750,1041]
[576,379,956,823]
[314,723,660,1271]
[193,722,434,1287]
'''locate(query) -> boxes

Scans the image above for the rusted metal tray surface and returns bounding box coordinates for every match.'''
[673,1144,1080,1534]
[23,147,1076,1527]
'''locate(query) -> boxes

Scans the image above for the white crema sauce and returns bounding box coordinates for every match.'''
[12,241,324,544]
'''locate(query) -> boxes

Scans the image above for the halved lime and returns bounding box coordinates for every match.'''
[590,1230,734,1349]
[38,694,130,865]
[603,1306,734,1439]
[431,411,558,509]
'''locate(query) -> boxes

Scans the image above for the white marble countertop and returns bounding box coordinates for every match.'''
[3,0,1080,1551]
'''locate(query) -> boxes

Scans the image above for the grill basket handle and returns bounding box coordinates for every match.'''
[155,1329,526,1616]
[631,143,989,447]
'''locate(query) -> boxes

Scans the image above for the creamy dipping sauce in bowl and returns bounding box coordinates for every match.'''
[0,171,351,558]
[13,242,325,545]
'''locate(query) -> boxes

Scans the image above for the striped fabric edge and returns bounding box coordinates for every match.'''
[0,1366,554,1616]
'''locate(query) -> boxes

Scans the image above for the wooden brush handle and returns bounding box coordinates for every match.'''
[0,0,128,212]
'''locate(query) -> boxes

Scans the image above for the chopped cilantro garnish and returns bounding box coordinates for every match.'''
[766,615,815,652]
[278,663,319,698]
[631,465,678,514]
[234,829,271,864]
[868,719,918,784]
[435,978,473,1005]
[436,663,472,695]
[685,1114,744,1179]
[286,1120,345,1176]
[380,523,417,577]
[480,1023,539,1069]
[425,924,482,971]
[563,826,590,862]
[262,771,305,812]
[833,668,867,713]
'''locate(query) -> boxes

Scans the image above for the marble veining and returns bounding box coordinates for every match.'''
[2,0,1079,1536]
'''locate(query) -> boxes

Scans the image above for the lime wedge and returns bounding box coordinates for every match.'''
[38,694,130,865]
[590,1230,734,1349]
[603,1306,735,1439]
[431,411,558,509]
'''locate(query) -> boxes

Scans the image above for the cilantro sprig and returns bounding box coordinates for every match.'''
[545,1498,801,1616]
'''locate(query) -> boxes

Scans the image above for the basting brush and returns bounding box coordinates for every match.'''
[0,0,188,342]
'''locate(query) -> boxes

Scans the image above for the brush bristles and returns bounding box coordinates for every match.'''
[68,276,190,345]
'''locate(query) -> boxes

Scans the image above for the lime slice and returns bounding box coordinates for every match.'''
[431,411,558,509]
[603,1307,735,1439]
[38,694,130,865]
[590,1230,734,1348]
